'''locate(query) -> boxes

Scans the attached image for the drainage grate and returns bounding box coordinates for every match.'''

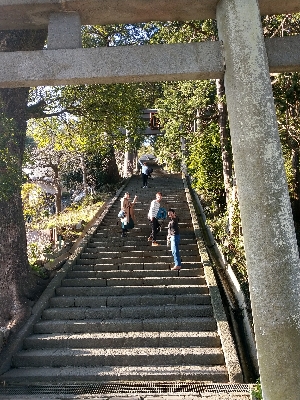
[0,382,252,396]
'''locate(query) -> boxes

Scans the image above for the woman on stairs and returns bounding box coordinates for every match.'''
[120,192,137,237]
[147,191,163,246]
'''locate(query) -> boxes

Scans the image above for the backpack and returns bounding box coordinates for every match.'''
[156,207,167,219]
[146,167,153,176]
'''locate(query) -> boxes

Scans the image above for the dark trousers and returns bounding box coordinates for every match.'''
[142,173,148,187]
[150,217,160,241]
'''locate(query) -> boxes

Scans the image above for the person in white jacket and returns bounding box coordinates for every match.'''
[147,192,162,246]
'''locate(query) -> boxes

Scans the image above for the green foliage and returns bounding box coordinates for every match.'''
[262,13,300,37]
[147,19,217,44]
[209,203,248,286]
[271,72,300,206]
[27,242,51,278]
[26,116,123,193]
[252,379,263,400]
[21,182,48,222]
[153,79,218,175]
[81,24,156,48]
[59,83,147,148]
[187,122,224,202]
[138,144,155,159]
[26,116,79,181]
[41,195,106,241]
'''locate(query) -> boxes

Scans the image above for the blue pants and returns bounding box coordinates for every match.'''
[170,234,181,266]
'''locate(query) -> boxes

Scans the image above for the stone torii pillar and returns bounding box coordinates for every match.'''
[216,0,300,399]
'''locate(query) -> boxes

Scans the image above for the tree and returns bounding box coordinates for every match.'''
[26,118,77,214]
[0,29,48,331]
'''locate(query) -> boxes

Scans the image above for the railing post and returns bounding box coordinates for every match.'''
[216,0,300,398]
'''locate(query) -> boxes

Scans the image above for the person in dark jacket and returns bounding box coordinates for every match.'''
[167,208,181,270]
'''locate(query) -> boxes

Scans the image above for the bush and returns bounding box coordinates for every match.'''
[252,380,262,400]
[27,242,52,278]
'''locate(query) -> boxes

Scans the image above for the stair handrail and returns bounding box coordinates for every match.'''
[183,172,259,381]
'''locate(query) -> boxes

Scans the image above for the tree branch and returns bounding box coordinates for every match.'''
[27,101,68,119]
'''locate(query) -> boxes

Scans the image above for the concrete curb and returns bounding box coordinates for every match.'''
[0,180,130,375]
[182,175,243,384]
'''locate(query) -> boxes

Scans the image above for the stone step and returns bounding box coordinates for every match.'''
[71,261,203,271]
[92,232,196,239]
[80,252,199,260]
[60,276,205,287]
[80,248,199,257]
[12,347,225,368]
[49,293,211,308]
[76,255,201,265]
[112,208,191,214]
[66,269,203,279]
[88,237,196,244]
[91,234,195,241]
[33,317,217,334]
[24,331,221,349]
[41,304,213,321]
[102,241,197,247]
[102,219,194,225]
[55,284,209,297]
[94,226,195,233]
[0,364,229,383]
[99,217,190,222]
[85,243,198,251]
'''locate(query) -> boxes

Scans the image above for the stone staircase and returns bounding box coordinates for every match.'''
[0,167,240,385]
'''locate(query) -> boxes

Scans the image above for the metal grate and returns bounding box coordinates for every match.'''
[0,382,252,395]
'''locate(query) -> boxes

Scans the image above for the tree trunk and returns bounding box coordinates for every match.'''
[52,164,62,214]
[106,146,121,183]
[0,29,47,331]
[81,155,89,195]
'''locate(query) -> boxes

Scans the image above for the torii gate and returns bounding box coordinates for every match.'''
[0,1,300,399]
